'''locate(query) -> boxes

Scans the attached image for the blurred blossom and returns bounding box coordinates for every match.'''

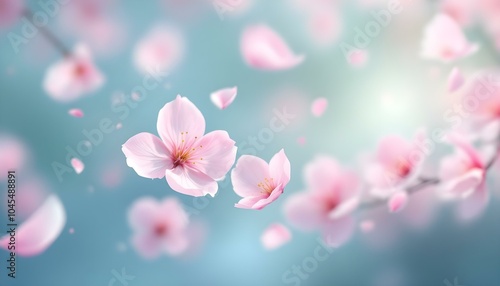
[421,14,478,63]
[387,191,409,213]
[440,0,475,27]
[0,195,66,256]
[260,223,291,250]
[0,0,23,28]
[133,25,184,75]
[68,108,84,118]
[0,134,27,176]
[447,67,465,93]
[240,24,304,71]
[43,44,105,102]
[122,95,237,197]
[284,156,360,247]
[364,130,428,198]
[232,149,291,210]
[210,86,237,110]
[310,97,328,117]
[70,158,85,174]
[439,133,489,222]
[128,197,189,258]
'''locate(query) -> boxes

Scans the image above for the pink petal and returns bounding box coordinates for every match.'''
[448,67,465,92]
[134,25,184,74]
[163,234,189,256]
[156,95,206,152]
[122,132,173,179]
[131,233,163,259]
[165,166,218,197]
[68,108,84,118]
[241,24,304,70]
[307,8,342,47]
[303,156,341,194]
[261,224,292,250]
[441,168,484,198]
[71,158,85,174]
[456,182,489,222]
[359,220,375,233]
[0,0,23,28]
[0,135,27,176]
[283,192,325,231]
[231,155,270,198]
[311,97,328,117]
[328,197,359,219]
[128,197,160,231]
[268,149,291,188]
[387,191,409,213]
[250,184,284,210]
[0,195,66,256]
[234,195,267,209]
[210,86,238,109]
[321,216,354,247]
[297,136,306,146]
[347,49,369,68]
[189,130,237,181]
[421,14,478,62]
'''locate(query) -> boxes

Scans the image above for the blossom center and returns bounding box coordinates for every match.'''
[171,131,203,168]
[154,223,168,237]
[73,63,88,77]
[257,177,275,194]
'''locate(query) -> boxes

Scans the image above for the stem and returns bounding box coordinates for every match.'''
[23,8,71,57]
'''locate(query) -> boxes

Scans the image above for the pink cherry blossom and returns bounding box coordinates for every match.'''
[0,134,27,176]
[128,197,189,258]
[364,130,428,198]
[210,86,237,109]
[447,67,465,92]
[261,223,291,250]
[0,195,66,256]
[134,25,184,74]
[122,95,237,197]
[43,44,105,102]
[68,108,84,118]
[241,24,304,70]
[311,97,328,117]
[387,191,409,213]
[71,158,85,174]
[232,149,290,210]
[439,133,489,221]
[0,0,23,28]
[421,14,478,63]
[284,156,360,247]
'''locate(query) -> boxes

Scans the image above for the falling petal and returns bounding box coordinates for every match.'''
[0,195,66,256]
[297,136,306,146]
[359,220,375,233]
[71,158,85,174]
[210,86,238,109]
[348,49,369,68]
[448,67,465,92]
[311,97,328,117]
[68,108,84,118]
[261,224,291,250]
[388,191,409,213]
[241,24,304,70]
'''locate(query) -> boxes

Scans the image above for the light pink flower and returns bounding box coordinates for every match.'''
[122,95,237,197]
[232,149,290,210]
[71,158,85,174]
[0,0,23,28]
[311,97,328,117]
[210,86,237,109]
[134,25,184,74]
[261,223,291,250]
[241,24,304,70]
[0,195,66,256]
[43,44,105,102]
[439,133,489,221]
[421,14,478,62]
[284,156,360,247]
[0,134,27,176]
[448,67,465,92]
[365,131,428,198]
[128,197,189,258]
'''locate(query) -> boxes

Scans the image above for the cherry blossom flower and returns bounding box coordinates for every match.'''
[134,25,184,74]
[439,133,489,221]
[241,24,304,70]
[0,0,23,28]
[128,197,189,258]
[232,149,290,210]
[210,86,237,110]
[421,14,478,63]
[0,195,66,256]
[122,95,237,197]
[284,156,360,247]
[364,131,428,198]
[43,44,105,102]
[261,223,291,250]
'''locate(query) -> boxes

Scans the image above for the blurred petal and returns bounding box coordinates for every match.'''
[261,224,292,250]
[70,158,85,174]
[68,108,84,118]
[311,97,328,117]
[448,67,465,92]
[210,86,238,109]
[387,191,409,213]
